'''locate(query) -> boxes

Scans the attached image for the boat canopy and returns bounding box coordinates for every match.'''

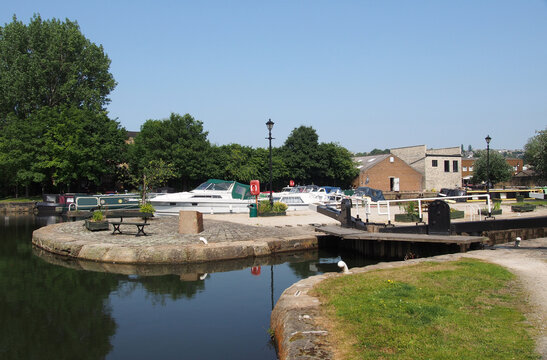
[354,186,385,202]
[197,179,253,200]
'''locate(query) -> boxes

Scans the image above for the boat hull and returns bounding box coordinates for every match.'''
[153,199,253,215]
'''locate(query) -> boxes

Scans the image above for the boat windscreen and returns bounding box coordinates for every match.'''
[232,182,252,199]
[195,180,232,191]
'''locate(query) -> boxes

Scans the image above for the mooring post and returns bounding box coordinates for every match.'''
[340,198,352,228]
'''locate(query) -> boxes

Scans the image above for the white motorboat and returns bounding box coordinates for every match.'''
[150,179,253,215]
[272,185,344,210]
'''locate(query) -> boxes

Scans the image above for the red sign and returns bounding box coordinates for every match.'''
[250,180,260,195]
[289,180,295,187]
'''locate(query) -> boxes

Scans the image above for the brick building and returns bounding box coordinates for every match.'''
[352,154,423,192]
[390,145,462,191]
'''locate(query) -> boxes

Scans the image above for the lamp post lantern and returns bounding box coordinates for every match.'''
[266,119,275,207]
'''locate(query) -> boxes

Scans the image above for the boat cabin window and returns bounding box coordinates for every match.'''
[192,195,222,198]
[195,181,232,191]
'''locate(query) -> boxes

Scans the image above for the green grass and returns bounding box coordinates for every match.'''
[0,196,41,203]
[312,259,539,360]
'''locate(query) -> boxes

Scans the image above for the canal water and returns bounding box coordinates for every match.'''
[1,215,376,360]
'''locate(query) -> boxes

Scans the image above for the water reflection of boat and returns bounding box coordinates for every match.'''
[150,179,253,215]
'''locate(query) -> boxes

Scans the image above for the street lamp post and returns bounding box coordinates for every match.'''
[485,135,491,195]
[266,119,275,207]
[485,135,492,217]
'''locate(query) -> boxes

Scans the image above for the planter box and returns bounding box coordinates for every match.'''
[85,219,110,231]
[480,209,502,215]
[394,214,420,222]
[450,210,465,219]
[511,204,536,213]
[258,212,286,217]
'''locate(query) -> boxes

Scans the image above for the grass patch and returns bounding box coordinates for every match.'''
[312,259,538,359]
[0,196,41,203]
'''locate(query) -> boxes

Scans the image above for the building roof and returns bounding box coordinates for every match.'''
[353,154,391,171]
[126,130,139,139]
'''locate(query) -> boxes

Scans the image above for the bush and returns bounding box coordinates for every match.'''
[272,201,288,213]
[140,202,155,213]
[91,210,104,222]
[400,201,418,216]
[258,200,287,214]
[258,200,272,214]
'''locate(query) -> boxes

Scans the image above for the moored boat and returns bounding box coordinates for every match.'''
[150,179,253,215]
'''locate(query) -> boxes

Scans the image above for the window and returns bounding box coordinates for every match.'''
[469,166,473,171]
[432,160,438,167]
[444,160,450,172]
[453,160,458,172]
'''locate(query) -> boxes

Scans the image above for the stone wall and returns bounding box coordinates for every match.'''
[484,227,546,245]
[424,156,462,191]
[0,202,35,214]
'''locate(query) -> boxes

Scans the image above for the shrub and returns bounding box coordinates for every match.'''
[140,202,155,213]
[400,201,418,216]
[258,200,287,214]
[258,200,272,214]
[272,201,288,213]
[91,210,104,222]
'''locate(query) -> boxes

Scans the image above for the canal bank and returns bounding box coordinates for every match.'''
[32,211,340,264]
[271,237,547,360]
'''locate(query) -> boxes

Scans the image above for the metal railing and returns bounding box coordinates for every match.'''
[351,194,492,225]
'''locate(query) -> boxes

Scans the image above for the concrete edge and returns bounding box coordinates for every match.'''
[31,224,319,264]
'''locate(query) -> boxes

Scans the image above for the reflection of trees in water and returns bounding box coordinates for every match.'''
[135,275,206,305]
[0,215,120,360]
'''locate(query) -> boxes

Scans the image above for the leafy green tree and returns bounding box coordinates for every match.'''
[471,150,513,186]
[281,126,320,184]
[205,144,288,190]
[0,113,47,196]
[316,142,359,187]
[131,113,210,190]
[524,128,547,181]
[0,14,119,196]
[41,106,126,191]
[0,14,116,120]
[138,159,176,202]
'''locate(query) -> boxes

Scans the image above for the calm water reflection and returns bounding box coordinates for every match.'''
[1,215,376,360]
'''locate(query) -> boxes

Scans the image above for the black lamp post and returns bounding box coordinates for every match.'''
[485,135,491,196]
[485,135,492,218]
[266,119,274,207]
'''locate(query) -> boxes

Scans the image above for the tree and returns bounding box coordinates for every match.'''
[138,159,176,202]
[524,128,547,181]
[0,14,116,120]
[316,142,359,188]
[471,150,513,186]
[0,14,118,196]
[281,126,320,184]
[42,106,127,191]
[131,113,210,190]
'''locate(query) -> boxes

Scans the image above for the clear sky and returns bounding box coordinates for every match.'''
[2,1,546,152]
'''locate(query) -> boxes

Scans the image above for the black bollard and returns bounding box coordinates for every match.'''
[340,198,353,228]
[428,200,451,235]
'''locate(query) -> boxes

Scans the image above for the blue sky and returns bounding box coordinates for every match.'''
[2,1,546,152]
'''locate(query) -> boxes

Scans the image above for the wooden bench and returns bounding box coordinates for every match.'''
[108,212,153,237]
